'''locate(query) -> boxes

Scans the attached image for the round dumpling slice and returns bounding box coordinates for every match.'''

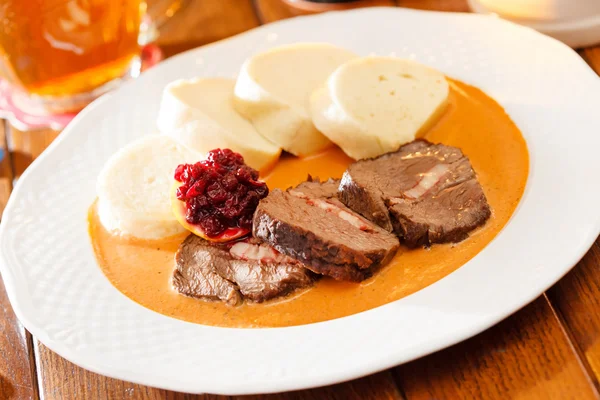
[310,57,449,160]
[97,135,201,239]
[157,78,281,172]
[233,43,357,156]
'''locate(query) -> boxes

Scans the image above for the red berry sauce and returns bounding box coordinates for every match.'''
[174,149,269,238]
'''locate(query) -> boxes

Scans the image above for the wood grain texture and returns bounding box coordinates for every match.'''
[579,46,600,75]
[0,122,37,400]
[395,297,600,400]
[254,0,296,22]
[397,0,469,12]
[255,0,395,22]
[0,121,13,218]
[157,0,259,57]
[281,0,396,16]
[8,127,59,178]
[36,341,402,400]
[0,279,38,400]
[547,239,600,389]
[34,341,199,400]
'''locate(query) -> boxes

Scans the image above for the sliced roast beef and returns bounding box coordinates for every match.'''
[339,139,491,247]
[292,177,339,199]
[173,235,315,305]
[253,179,400,282]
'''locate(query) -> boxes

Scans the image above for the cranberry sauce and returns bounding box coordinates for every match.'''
[174,149,269,238]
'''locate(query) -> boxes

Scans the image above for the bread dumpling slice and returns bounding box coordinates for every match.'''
[233,43,357,156]
[310,57,449,160]
[97,135,201,239]
[157,78,281,172]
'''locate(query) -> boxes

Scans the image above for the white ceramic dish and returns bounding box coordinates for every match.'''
[1,7,600,395]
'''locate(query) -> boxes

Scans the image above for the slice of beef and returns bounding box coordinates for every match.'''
[173,235,315,305]
[292,177,339,199]
[253,179,400,282]
[339,139,491,247]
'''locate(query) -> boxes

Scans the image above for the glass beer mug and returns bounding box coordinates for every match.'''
[0,0,145,112]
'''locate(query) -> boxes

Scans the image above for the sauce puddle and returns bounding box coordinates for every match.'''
[89,79,529,328]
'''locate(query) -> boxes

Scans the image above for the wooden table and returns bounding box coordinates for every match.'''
[1,1,600,398]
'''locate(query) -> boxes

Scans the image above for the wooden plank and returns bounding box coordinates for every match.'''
[254,0,297,22]
[394,297,599,400]
[547,239,600,387]
[36,342,402,400]
[34,342,197,400]
[579,46,600,75]
[242,371,403,400]
[0,282,38,400]
[156,0,259,58]
[397,0,469,12]
[0,123,38,399]
[255,0,396,23]
[0,121,13,218]
[8,127,59,179]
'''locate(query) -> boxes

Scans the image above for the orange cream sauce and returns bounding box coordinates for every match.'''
[90,79,529,328]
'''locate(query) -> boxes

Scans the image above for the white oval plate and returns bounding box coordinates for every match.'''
[2,7,600,395]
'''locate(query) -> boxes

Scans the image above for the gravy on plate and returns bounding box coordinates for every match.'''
[89,79,529,328]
